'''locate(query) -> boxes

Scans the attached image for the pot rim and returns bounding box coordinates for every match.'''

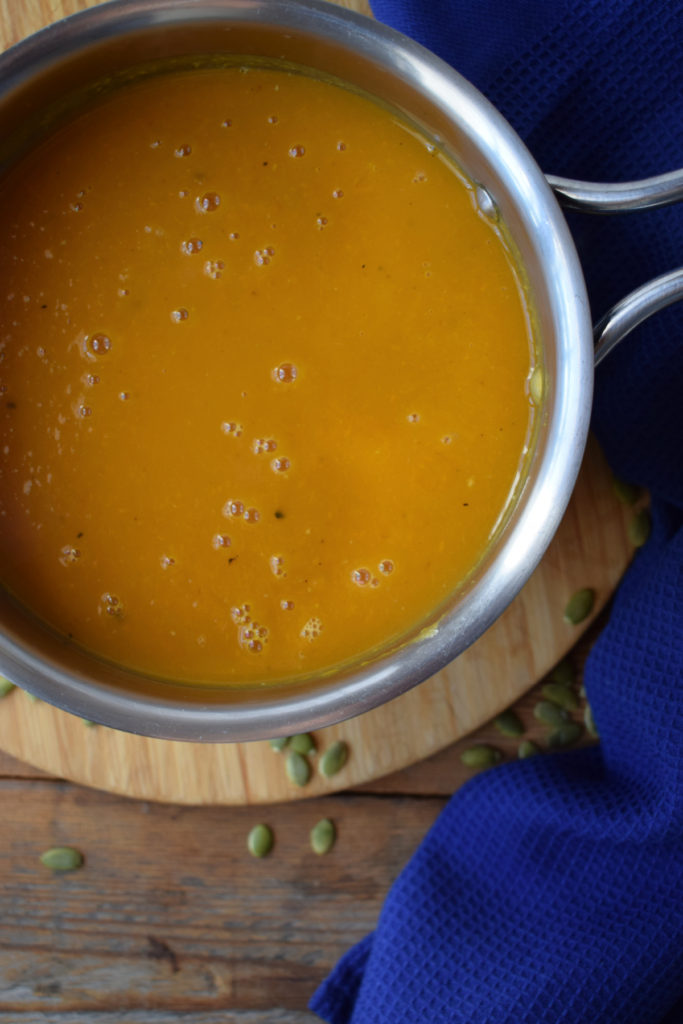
[0,0,593,741]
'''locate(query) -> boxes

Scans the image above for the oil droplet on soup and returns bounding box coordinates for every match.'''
[0,63,536,685]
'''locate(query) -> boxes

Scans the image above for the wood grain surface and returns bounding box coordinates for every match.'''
[0,0,637,804]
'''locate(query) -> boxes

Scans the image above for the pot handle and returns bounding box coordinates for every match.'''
[546,168,683,363]
[546,167,683,213]
[591,267,683,366]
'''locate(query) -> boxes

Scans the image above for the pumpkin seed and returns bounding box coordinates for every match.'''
[269,737,290,753]
[547,722,583,749]
[0,676,15,698]
[494,709,524,737]
[628,507,651,548]
[285,749,311,786]
[612,475,640,505]
[310,817,336,855]
[319,740,349,778]
[460,744,502,769]
[81,719,97,728]
[533,700,569,728]
[541,681,579,711]
[290,733,316,756]
[247,823,274,858]
[563,587,595,625]
[40,846,83,872]
[518,739,541,759]
[584,703,599,738]
[550,659,574,687]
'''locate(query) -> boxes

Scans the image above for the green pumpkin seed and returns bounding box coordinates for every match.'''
[269,737,290,753]
[81,719,97,728]
[0,676,15,698]
[319,740,349,778]
[628,507,651,548]
[550,659,574,687]
[247,823,274,858]
[285,749,311,786]
[493,709,524,737]
[584,703,599,738]
[518,739,541,759]
[310,817,336,855]
[40,846,83,872]
[612,475,640,505]
[290,733,316,756]
[460,744,502,769]
[541,681,579,711]
[533,700,569,728]
[547,722,583,749]
[563,587,595,625]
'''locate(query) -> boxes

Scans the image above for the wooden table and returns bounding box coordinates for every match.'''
[0,615,603,1023]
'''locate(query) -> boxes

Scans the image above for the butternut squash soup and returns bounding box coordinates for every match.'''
[0,63,537,685]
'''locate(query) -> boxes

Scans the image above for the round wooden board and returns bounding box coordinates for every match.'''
[0,436,635,803]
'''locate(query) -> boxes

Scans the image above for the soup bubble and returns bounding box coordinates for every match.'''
[239,620,269,653]
[181,238,203,255]
[351,568,371,587]
[272,362,297,384]
[300,616,322,641]
[204,259,225,280]
[59,545,80,566]
[231,603,251,625]
[252,438,277,454]
[270,555,286,577]
[223,499,245,518]
[212,533,232,549]
[88,333,111,356]
[197,192,220,213]
[100,592,123,618]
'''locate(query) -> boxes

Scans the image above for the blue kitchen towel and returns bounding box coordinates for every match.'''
[310,2,683,1022]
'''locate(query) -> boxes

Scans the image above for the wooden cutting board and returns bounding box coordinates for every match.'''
[0,0,635,804]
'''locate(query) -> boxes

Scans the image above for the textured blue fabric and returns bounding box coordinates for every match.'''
[310,2,683,1022]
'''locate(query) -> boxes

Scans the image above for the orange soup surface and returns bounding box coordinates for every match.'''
[0,64,536,685]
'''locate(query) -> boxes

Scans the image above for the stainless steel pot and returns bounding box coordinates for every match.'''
[0,0,681,741]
